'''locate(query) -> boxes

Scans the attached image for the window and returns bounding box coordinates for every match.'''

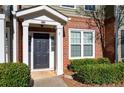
[121,31,124,58]
[71,32,81,57]
[83,32,93,56]
[69,29,95,59]
[61,5,76,9]
[51,36,55,51]
[28,36,31,52]
[85,5,95,11]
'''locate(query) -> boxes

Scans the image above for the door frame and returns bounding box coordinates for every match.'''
[30,31,55,71]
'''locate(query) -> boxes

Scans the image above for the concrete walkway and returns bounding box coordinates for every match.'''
[33,76,68,87]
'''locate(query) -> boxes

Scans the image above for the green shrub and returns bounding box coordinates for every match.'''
[69,58,97,72]
[97,58,111,64]
[75,63,124,84]
[69,58,110,72]
[0,63,30,87]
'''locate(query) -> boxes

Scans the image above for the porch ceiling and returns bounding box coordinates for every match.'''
[16,5,68,24]
[29,23,55,28]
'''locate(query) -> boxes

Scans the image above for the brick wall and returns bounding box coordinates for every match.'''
[17,16,115,70]
[104,17,115,63]
[63,16,103,68]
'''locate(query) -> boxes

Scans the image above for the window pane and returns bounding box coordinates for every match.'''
[85,5,95,11]
[62,5,75,8]
[84,32,93,44]
[71,45,81,57]
[71,32,81,44]
[51,36,54,51]
[83,45,93,56]
[28,36,31,52]
[71,31,81,38]
[121,31,124,58]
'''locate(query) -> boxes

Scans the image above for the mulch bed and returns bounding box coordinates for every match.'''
[62,68,124,87]
[62,77,124,87]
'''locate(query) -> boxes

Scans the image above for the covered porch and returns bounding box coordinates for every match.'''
[14,5,68,75]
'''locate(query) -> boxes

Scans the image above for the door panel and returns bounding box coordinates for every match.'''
[33,33,49,69]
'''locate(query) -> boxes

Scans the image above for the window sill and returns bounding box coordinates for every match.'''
[69,56,95,60]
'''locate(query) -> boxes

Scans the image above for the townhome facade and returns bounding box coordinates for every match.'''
[0,5,124,75]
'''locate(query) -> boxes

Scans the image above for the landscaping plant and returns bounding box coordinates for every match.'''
[75,63,124,84]
[0,63,30,87]
[69,58,110,72]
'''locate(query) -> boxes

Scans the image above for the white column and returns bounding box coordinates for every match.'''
[31,34,33,70]
[56,25,63,75]
[0,14,5,63]
[22,22,29,65]
[12,5,18,62]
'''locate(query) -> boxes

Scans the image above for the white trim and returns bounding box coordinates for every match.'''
[13,16,17,62]
[0,14,5,63]
[55,25,63,75]
[50,34,55,70]
[21,14,64,75]
[16,5,68,22]
[118,26,124,61]
[31,33,33,70]
[30,31,55,71]
[49,33,51,69]
[6,28,11,62]
[81,31,83,58]
[22,23,29,65]
[60,5,76,9]
[12,5,18,62]
[31,68,54,72]
[23,19,60,27]
[69,28,95,60]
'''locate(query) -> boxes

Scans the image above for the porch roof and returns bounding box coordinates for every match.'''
[16,5,68,23]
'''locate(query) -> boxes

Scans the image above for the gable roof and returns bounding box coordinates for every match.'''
[16,5,68,22]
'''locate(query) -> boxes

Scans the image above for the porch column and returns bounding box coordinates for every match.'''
[12,5,18,62]
[0,14,5,62]
[56,25,63,75]
[22,22,29,65]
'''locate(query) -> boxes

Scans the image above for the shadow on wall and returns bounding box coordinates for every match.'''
[85,17,115,63]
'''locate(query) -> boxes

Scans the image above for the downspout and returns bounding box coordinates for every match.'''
[115,5,119,63]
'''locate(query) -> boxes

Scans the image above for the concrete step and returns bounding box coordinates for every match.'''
[33,76,68,87]
[31,70,56,80]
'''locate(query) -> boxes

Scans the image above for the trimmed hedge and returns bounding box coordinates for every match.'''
[97,58,111,64]
[0,63,30,87]
[69,58,110,72]
[75,63,124,84]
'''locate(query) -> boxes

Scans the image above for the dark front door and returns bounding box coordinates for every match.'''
[33,33,49,69]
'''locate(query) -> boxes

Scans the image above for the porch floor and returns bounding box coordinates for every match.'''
[31,71,56,80]
[33,76,68,87]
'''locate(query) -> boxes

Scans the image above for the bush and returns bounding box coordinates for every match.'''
[69,58,110,72]
[69,58,97,72]
[0,63,30,87]
[97,58,111,64]
[75,63,124,84]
